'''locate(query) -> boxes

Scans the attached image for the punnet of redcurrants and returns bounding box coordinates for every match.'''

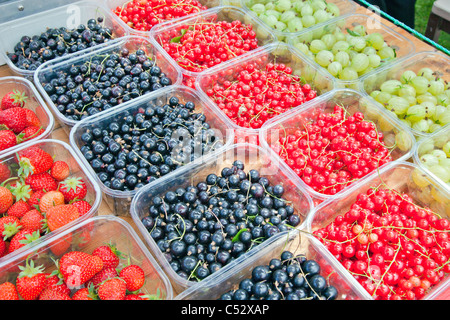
[204,62,317,129]
[140,160,302,281]
[7,17,114,71]
[272,105,394,195]
[313,186,450,300]
[113,0,209,32]
[219,250,338,300]
[79,96,222,192]
[40,47,173,121]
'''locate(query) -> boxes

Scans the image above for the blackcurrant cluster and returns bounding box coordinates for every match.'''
[219,251,339,300]
[41,47,173,121]
[140,161,302,282]
[79,96,221,192]
[8,17,114,71]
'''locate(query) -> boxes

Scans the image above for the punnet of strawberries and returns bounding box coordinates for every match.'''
[0,242,162,300]
[0,144,93,259]
[0,89,46,152]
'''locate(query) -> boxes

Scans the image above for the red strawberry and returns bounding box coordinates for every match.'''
[1,90,27,110]
[6,200,31,219]
[119,264,145,292]
[71,200,92,217]
[25,172,58,192]
[46,204,80,232]
[0,186,14,214]
[8,228,40,253]
[20,209,44,232]
[0,130,17,151]
[49,232,72,256]
[92,244,122,269]
[38,288,72,300]
[71,286,96,300]
[43,273,71,296]
[0,237,6,258]
[24,109,40,127]
[21,126,44,141]
[16,259,46,300]
[124,293,148,300]
[0,282,20,300]
[18,146,53,176]
[0,107,27,133]
[27,189,45,208]
[50,161,70,181]
[59,177,87,202]
[0,215,22,240]
[54,251,103,288]
[97,278,127,300]
[0,162,11,183]
[86,267,118,289]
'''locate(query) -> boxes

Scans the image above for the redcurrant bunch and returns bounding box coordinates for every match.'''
[313,186,450,300]
[113,0,207,31]
[273,105,393,195]
[160,20,259,76]
[205,62,317,129]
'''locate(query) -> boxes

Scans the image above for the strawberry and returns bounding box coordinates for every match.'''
[20,209,44,232]
[38,190,65,213]
[0,130,17,151]
[27,189,45,208]
[124,293,148,300]
[49,232,72,256]
[43,273,71,296]
[59,177,87,202]
[23,109,40,127]
[0,215,22,240]
[21,126,44,141]
[71,286,97,300]
[0,186,13,214]
[0,237,6,257]
[86,267,118,289]
[18,146,53,177]
[0,162,11,183]
[0,282,20,300]
[92,244,122,269]
[0,107,27,133]
[1,90,27,110]
[54,251,103,288]
[38,288,72,300]
[6,200,31,219]
[16,258,46,300]
[71,200,92,217]
[46,204,80,232]
[119,264,145,292]
[25,172,58,192]
[97,277,127,300]
[8,228,40,253]
[50,161,70,181]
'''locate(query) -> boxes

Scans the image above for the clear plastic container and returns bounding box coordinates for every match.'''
[0,76,55,155]
[288,14,416,89]
[259,88,416,205]
[34,35,183,135]
[0,0,129,79]
[194,41,336,145]
[360,51,450,139]
[104,0,222,37]
[305,161,450,300]
[0,139,102,264]
[130,143,314,294]
[0,215,173,300]
[150,5,278,87]
[241,0,357,42]
[70,85,234,217]
[413,125,450,192]
[175,229,368,300]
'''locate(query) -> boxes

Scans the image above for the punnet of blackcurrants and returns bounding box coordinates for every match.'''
[140,160,302,282]
[219,250,338,300]
[79,95,223,192]
[39,46,173,122]
[7,17,116,72]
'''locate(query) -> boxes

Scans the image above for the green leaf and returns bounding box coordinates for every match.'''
[170,29,187,43]
[346,28,361,37]
[232,228,248,243]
